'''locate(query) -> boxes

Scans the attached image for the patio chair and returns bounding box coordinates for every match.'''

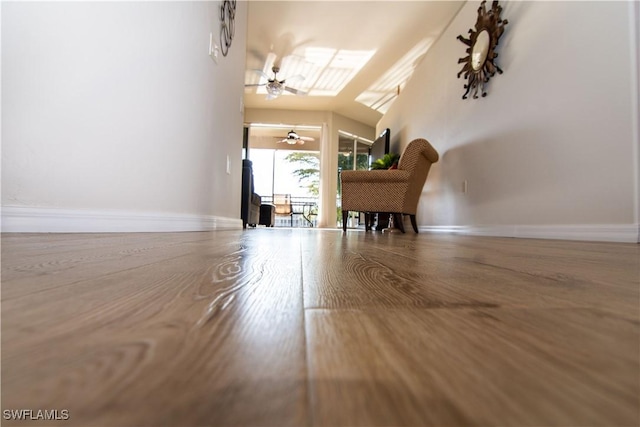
[273,194,293,227]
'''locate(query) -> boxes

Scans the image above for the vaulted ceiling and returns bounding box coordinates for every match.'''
[243,1,465,128]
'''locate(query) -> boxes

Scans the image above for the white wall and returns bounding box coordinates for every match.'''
[379,1,640,242]
[2,1,248,231]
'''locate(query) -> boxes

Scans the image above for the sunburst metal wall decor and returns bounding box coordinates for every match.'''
[457,0,508,99]
[220,0,236,57]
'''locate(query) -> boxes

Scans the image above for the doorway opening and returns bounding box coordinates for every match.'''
[246,124,321,227]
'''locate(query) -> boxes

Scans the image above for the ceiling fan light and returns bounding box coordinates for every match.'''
[266,81,284,98]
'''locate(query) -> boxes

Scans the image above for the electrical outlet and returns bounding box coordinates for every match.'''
[209,33,219,63]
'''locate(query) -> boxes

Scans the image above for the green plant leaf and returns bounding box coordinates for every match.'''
[370,153,399,170]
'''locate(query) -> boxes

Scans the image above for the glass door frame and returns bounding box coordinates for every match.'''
[337,130,374,229]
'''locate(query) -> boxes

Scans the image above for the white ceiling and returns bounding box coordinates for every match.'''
[244,1,465,128]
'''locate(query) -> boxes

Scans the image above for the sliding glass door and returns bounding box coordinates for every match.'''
[337,136,370,228]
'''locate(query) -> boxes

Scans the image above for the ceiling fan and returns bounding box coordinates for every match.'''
[277,130,315,145]
[245,66,307,100]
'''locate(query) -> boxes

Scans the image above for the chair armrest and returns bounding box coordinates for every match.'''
[341,169,410,183]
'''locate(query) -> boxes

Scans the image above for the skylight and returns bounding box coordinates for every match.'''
[250,47,376,98]
[356,38,434,114]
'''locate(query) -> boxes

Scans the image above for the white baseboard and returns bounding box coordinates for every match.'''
[1,206,243,233]
[419,224,640,243]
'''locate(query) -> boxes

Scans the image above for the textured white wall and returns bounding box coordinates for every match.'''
[2,2,247,226]
[379,1,638,235]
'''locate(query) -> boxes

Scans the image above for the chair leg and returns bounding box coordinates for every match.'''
[394,213,405,233]
[342,211,349,232]
[410,215,419,233]
[364,213,371,231]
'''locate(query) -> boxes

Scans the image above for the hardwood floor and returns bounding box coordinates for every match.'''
[1,229,638,426]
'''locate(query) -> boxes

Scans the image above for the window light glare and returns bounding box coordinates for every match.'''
[246,47,375,98]
[356,90,383,106]
[304,47,336,67]
[291,47,375,97]
[330,50,375,69]
[356,38,433,113]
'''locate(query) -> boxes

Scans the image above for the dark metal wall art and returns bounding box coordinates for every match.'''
[457,0,508,99]
[220,0,236,57]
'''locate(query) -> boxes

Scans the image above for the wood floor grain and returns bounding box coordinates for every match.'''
[307,307,638,426]
[2,229,638,426]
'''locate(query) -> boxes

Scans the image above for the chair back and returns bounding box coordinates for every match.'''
[273,194,293,215]
[397,138,439,213]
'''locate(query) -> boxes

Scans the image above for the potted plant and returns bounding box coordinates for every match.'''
[370,153,400,170]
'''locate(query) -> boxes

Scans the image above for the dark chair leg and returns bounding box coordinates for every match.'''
[410,215,419,233]
[342,211,349,232]
[364,213,371,231]
[394,213,405,233]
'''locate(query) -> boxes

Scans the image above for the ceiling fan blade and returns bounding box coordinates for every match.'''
[284,74,305,84]
[284,87,307,96]
[299,136,315,141]
[244,83,267,88]
[248,69,269,79]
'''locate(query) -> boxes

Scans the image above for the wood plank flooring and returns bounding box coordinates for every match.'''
[2,229,638,426]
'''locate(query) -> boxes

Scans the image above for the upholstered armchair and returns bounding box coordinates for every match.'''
[340,138,439,233]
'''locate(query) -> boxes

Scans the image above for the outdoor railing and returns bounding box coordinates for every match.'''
[261,195,318,227]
